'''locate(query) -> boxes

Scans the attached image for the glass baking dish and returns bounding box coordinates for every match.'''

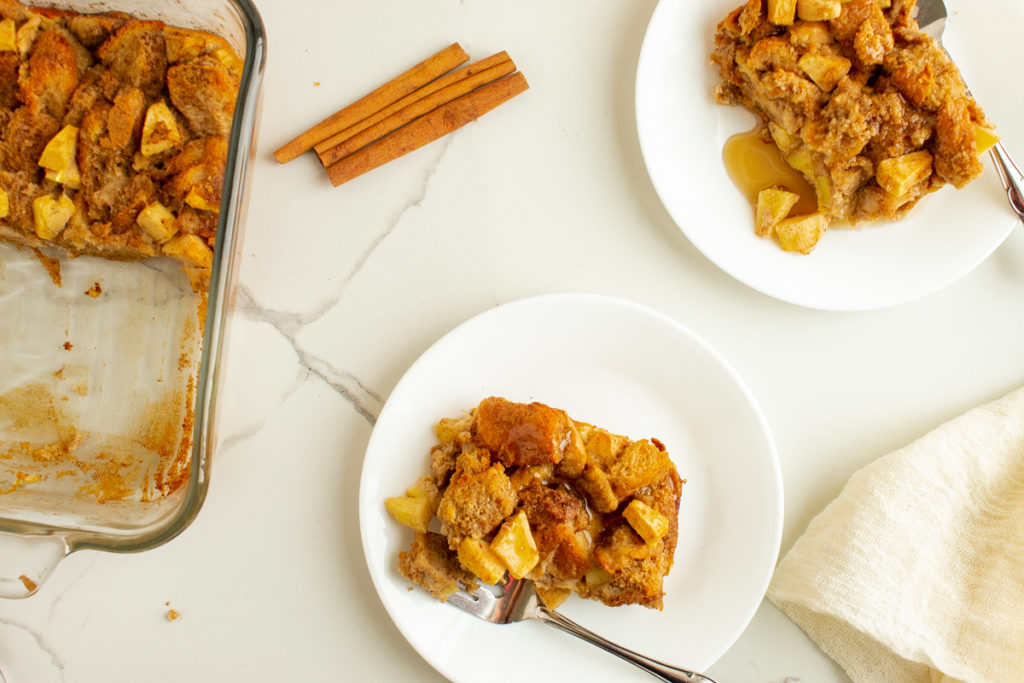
[0,0,266,597]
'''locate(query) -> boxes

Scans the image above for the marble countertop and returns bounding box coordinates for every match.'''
[3,0,1024,681]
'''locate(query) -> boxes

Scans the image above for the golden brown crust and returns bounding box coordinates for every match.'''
[0,2,241,291]
[394,397,683,610]
[711,0,991,225]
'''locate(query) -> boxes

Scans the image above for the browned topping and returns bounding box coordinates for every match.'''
[710,0,993,250]
[475,396,572,467]
[392,397,683,610]
[0,1,242,292]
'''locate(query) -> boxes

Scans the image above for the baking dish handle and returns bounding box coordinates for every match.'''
[0,531,69,598]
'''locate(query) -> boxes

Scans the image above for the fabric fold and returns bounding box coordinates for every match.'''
[767,387,1024,683]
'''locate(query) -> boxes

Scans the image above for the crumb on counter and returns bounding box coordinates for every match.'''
[84,282,102,298]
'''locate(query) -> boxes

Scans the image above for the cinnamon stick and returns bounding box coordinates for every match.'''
[273,43,469,163]
[317,59,516,167]
[326,71,529,187]
[313,51,513,159]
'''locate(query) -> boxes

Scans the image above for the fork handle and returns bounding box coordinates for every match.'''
[536,605,717,683]
[990,142,1024,223]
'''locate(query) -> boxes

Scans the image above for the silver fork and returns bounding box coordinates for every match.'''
[447,578,717,683]
[916,0,1024,223]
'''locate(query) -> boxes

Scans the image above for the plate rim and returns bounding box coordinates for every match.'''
[358,292,784,681]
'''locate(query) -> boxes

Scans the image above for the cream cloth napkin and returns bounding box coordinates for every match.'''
[767,386,1024,683]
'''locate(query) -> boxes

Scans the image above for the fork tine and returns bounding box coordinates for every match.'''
[446,584,497,619]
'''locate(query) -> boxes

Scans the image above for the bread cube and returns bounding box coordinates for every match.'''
[385,495,434,533]
[437,465,516,544]
[797,0,841,21]
[136,201,178,243]
[767,0,797,25]
[457,538,506,585]
[755,186,800,237]
[398,532,477,602]
[606,439,674,499]
[798,53,851,92]
[876,150,933,197]
[623,499,671,546]
[490,510,539,579]
[32,192,74,239]
[775,212,829,254]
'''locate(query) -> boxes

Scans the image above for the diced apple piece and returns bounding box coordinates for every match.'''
[32,192,74,239]
[768,122,798,155]
[385,495,433,533]
[435,415,471,443]
[797,0,841,21]
[785,147,814,176]
[490,510,539,580]
[776,212,829,254]
[623,499,671,546]
[136,201,178,243]
[184,185,220,212]
[0,188,8,219]
[767,0,797,25]
[974,125,999,157]
[141,101,183,156]
[457,538,506,585]
[535,586,571,609]
[405,475,436,500]
[755,186,800,237]
[798,53,851,92]
[876,0,891,7]
[876,150,933,197]
[161,233,213,268]
[584,567,613,587]
[15,14,39,56]
[0,18,14,51]
[39,125,81,189]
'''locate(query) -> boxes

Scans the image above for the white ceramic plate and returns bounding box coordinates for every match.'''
[360,294,782,681]
[636,0,1024,311]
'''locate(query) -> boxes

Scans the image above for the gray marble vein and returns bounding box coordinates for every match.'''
[226,136,457,431]
[233,286,383,426]
[0,618,65,681]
